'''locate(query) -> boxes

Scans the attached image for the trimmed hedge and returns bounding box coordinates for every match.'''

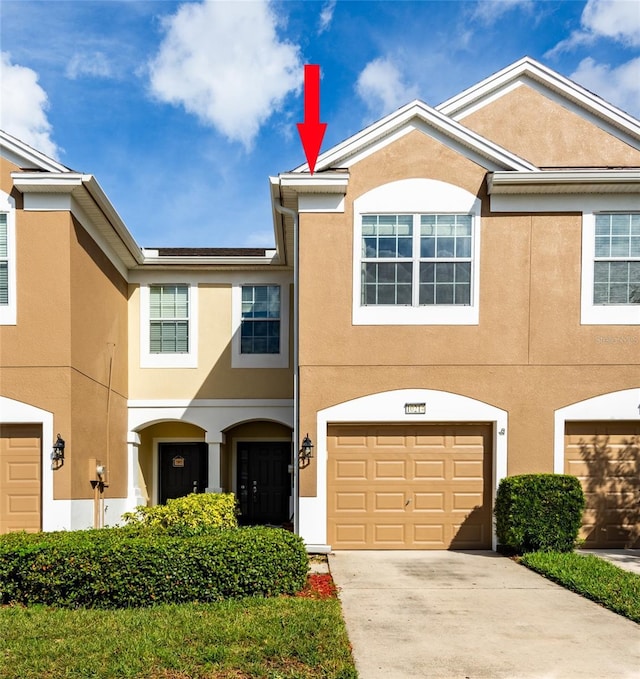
[121,492,238,535]
[0,526,308,609]
[494,474,585,553]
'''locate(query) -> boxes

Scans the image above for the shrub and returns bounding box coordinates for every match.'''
[494,473,585,553]
[0,526,308,609]
[121,492,238,535]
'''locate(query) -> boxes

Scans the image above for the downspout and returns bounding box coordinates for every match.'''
[273,200,300,536]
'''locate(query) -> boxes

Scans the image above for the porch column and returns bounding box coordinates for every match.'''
[205,433,225,493]
[127,432,146,507]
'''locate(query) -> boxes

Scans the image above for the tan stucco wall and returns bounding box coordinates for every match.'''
[296,128,640,497]
[0,188,129,500]
[128,282,293,400]
[459,84,640,167]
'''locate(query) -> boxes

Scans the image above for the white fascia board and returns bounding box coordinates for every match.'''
[1,130,70,173]
[278,172,349,194]
[139,254,280,267]
[12,172,85,192]
[489,170,640,194]
[293,100,536,174]
[438,57,640,144]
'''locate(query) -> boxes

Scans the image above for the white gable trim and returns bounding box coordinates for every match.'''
[438,57,640,149]
[0,130,69,173]
[293,100,537,174]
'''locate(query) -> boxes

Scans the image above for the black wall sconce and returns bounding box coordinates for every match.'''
[299,433,314,464]
[51,434,65,463]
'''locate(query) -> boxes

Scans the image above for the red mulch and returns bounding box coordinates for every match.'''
[296,573,338,599]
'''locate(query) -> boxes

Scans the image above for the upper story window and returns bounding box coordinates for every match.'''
[0,214,8,305]
[240,285,280,354]
[150,284,189,353]
[361,214,472,307]
[353,178,481,326]
[593,213,640,305]
[139,282,198,368]
[231,275,290,369]
[581,210,640,325]
[0,190,16,325]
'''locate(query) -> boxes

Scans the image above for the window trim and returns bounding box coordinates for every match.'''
[353,178,481,325]
[581,211,640,325]
[140,282,198,368]
[0,189,16,325]
[231,274,290,368]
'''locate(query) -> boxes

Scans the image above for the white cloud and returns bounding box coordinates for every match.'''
[571,56,640,116]
[471,0,533,25]
[356,57,418,117]
[318,0,337,34]
[0,52,59,158]
[149,0,302,149]
[547,0,640,56]
[66,52,112,80]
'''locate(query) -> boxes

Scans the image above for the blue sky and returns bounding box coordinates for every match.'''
[1,0,639,248]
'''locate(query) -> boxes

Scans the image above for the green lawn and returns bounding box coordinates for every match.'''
[520,551,640,623]
[0,597,357,679]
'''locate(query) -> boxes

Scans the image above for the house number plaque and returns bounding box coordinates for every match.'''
[405,403,426,415]
[172,456,185,468]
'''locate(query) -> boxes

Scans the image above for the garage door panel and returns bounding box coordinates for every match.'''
[565,421,639,549]
[328,424,492,550]
[0,424,42,534]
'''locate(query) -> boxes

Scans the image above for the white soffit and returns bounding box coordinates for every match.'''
[489,170,640,194]
[437,57,640,150]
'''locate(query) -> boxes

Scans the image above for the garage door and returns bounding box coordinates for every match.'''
[328,424,492,549]
[565,422,639,549]
[0,424,42,534]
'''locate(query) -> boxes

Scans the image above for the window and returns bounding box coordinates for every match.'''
[361,214,472,307]
[593,214,640,305]
[231,275,290,368]
[150,284,189,353]
[0,190,16,325]
[353,178,481,326]
[0,213,8,306]
[139,282,198,368]
[240,285,280,354]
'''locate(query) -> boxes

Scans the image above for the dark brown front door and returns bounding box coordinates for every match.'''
[159,442,208,504]
[237,441,291,525]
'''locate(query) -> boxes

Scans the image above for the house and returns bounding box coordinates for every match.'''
[1,57,638,549]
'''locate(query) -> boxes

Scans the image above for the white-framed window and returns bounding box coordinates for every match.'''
[0,190,16,325]
[581,210,640,325]
[361,213,473,307]
[231,274,290,368]
[140,282,198,368]
[353,178,481,325]
[240,285,281,354]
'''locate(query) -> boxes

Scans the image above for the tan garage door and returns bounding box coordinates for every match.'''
[0,424,42,534]
[565,422,639,549]
[328,424,492,550]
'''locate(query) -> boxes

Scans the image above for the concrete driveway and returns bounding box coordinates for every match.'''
[328,550,640,679]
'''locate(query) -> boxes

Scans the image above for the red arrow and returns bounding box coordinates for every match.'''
[297,64,327,175]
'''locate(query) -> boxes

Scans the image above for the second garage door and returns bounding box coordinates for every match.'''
[565,421,639,548]
[327,424,492,549]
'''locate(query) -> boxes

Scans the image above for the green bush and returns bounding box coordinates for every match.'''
[0,526,308,609]
[494,474,585,553]
[521,551,640,623]
[121,492,238,535]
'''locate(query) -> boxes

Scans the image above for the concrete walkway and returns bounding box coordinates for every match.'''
[328,551,640,679]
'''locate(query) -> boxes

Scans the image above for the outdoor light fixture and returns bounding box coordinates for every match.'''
[299,433,314,462]
[51,434,65,463]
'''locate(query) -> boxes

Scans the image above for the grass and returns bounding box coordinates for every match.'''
[520,551,640,623]
[0,597,357,679]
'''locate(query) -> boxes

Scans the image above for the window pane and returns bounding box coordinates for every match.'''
[436,284,454,304]
[420,237,435,258]
[611,237,629,257]
[240,285,281,353]
[419,284,434,305]
[436,262,454,282]
[0,214,7,258]
[454,283,470,304]
[0,262,7,305]
[456,237,471,258]
[436,237,455,257]
[456,262,471,283]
